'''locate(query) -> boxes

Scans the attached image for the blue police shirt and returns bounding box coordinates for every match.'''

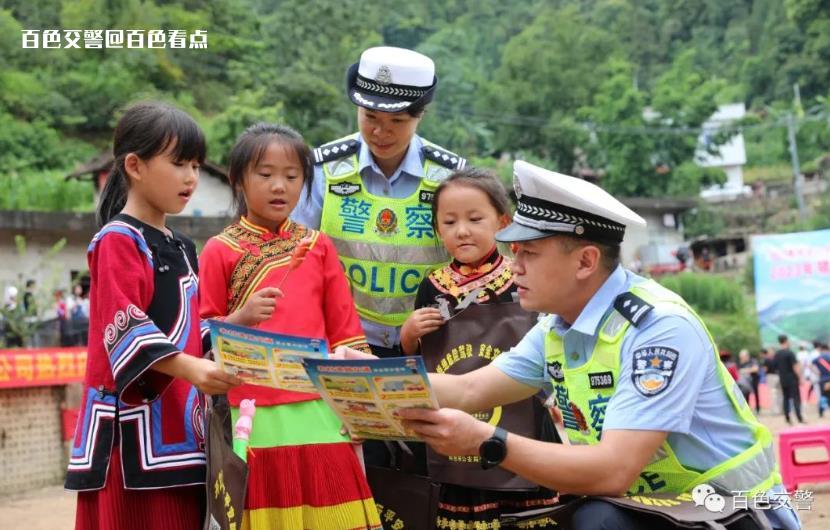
[291,134,427,349]
[492,266,800,529]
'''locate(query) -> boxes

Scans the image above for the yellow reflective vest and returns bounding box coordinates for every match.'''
[544,279,780,495]
[317,134,465,326]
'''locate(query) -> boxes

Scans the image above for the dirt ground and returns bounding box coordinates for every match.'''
[2,409,829,529]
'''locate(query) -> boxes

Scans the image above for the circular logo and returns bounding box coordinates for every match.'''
[637,372,666,394]
[375,208,398,236]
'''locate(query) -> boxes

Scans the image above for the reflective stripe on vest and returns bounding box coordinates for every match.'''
[543,279,781,495]
[319,137,451,326]
[329,237,447,265]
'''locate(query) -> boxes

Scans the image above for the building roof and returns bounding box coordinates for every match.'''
[66,152,228,182]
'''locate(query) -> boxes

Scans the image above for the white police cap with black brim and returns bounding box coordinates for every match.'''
[496,160,646,244]
[346,46,437,113]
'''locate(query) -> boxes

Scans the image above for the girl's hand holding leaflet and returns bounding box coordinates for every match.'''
[155,354,243,395]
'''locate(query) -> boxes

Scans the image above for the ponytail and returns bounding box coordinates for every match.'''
[96,159,128,226]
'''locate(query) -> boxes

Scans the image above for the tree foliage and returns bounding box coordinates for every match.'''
[2,0,830,207]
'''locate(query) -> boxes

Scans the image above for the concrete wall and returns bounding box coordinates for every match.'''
[621,210,685,267]
[0,211,231,307]
[1,227,90,297]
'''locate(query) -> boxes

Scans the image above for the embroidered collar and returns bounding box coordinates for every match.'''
[239,216,293,241]
[450,246,500,277]
[430,252,512,303]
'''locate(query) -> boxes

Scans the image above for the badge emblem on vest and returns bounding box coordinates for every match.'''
[632,346,679,397]
[374,208,399,236]
[329,182,361,196]
[419,190,435,204]
[547,361,564,382]
[568,401,591,435]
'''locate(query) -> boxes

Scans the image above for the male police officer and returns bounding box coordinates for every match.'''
[394,161,800,529]
[292,46,464,358]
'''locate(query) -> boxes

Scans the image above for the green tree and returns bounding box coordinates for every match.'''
[488,6,614,169]
[580,59,654,197]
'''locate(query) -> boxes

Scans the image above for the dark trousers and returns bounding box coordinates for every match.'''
[750,380,761,413]
[569,500,767,530]
[781,383,803,422]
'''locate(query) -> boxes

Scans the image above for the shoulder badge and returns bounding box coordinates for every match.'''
[632,346,679,397]
[613,292,654,327]
[421,145,466,171]
[313,136,360,164]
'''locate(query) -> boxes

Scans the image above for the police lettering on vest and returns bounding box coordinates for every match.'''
[317,134,465,327]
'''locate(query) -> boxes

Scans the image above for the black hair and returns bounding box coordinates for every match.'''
[778,334,788,345]
[406,103,427,118]
[97,101,206,226]
[556,236,622,273]
[227,123,313,218]
[431,167,511,232]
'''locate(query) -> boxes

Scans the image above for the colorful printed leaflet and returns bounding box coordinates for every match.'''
[303,356,438,441]
[209,320,327,392]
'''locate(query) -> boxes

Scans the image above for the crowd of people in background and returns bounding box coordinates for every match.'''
[0,278,89,347]
[721,334,830,424]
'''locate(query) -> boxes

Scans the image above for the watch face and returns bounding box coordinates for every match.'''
[481,438,506,464]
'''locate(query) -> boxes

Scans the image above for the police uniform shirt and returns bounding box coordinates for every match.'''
[291,133,428,349]
[491,266,800,530]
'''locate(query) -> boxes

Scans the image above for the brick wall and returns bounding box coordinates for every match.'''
[0,386,66,494]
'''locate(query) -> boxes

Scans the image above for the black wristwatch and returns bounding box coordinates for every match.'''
[479,426,508,470]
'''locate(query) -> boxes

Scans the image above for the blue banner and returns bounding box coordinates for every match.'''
[752,229,830,345]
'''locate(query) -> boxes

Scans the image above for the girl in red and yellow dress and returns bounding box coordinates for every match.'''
[199,123,381,530]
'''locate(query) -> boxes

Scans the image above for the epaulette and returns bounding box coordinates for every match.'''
[422,145,466,170]
[313,136,360,164]
[613,292,654,327]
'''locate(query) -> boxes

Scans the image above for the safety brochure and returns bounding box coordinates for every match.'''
[208,320,327,393]
[303,356,439,441]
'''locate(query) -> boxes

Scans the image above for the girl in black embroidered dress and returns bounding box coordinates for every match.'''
[400,168,558,529]
[66,102,241,530]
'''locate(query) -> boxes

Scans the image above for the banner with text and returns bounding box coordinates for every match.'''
[753,229,830,345]
[0,347,87,388]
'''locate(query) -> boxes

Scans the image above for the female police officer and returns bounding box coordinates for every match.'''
[292,46,465,359]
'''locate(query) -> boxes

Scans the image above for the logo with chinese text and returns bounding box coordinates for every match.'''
[632,346,678,397]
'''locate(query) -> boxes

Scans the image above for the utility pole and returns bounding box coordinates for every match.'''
[789,83,807,221]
